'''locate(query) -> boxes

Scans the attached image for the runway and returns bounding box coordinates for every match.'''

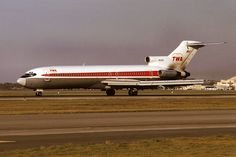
[1,110,236,150]
[1,94,236,101]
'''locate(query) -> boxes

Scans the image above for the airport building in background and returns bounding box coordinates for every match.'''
[216,76,236,90]
[181,77,236,91]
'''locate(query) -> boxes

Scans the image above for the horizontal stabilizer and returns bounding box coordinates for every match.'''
[187,42,226,48]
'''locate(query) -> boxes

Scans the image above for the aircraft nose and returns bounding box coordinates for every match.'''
[17,78,26,86]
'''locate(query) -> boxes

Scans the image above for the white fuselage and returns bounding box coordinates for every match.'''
[17,65,164,89]
[17,40,215,96]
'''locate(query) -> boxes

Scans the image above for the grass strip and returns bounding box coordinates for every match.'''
[0,97,236,115]
[1,135,236,157]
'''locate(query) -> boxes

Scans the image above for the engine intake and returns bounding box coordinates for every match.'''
[159,70,190,80]
[145,56,156,63]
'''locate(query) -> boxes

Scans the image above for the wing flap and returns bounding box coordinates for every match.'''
[102,79,204,88]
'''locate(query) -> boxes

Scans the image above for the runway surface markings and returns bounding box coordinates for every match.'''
[0,140,16,144]
[1,125,236,136]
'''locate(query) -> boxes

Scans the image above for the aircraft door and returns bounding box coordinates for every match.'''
[43,69,51,82]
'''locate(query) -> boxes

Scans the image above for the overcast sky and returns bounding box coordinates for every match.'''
[0,0,235,82]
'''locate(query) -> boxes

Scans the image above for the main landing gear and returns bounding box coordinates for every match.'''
[128,88,138,96]
[35,89,43,96]
[105,88,138,96]
[106,89,116,96]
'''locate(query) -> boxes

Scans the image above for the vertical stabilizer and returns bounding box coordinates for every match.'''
[146,41,225,71]
[168,41,206,70]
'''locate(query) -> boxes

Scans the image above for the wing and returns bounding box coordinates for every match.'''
[102,79,204,89]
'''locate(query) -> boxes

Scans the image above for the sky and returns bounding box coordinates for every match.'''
[0,0,235,82]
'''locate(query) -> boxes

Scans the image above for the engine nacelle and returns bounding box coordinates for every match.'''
[145,56,159,63]
[145,56,173,67]
[159,70,190,80]
[180,71,190,78]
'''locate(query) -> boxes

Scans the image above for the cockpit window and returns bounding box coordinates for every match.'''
[21,72,37,78]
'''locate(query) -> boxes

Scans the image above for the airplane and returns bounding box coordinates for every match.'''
[17,40,224,96]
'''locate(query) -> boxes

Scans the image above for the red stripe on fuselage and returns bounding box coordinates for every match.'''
[42,71,159,77]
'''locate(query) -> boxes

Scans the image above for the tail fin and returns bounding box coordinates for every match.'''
[168,41,225,71]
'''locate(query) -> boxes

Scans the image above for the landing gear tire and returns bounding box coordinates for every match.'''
[35,89,43,96]
[35,91,43,96]
[106,89,115,96]
[128,89,138,96]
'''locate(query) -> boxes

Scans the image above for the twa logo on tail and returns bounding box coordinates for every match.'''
[172,56,183,62]
[171,53,184,63]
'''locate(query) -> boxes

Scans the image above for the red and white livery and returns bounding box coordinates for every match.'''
[17,40,223,96]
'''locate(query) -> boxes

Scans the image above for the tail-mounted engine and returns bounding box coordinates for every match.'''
[159,70,190,80]
[145,56,159,64]
[145,56,173,67]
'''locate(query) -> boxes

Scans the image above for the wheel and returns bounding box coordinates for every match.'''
[128,90,133,96]
[35,91,43,96]
[128,89,138,96]
[106,89,115,96]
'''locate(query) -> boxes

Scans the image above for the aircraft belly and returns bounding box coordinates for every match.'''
[26,78,104,89]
